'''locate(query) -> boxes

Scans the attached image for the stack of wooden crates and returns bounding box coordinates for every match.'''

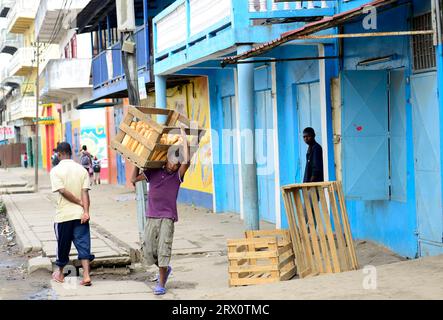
[227,181,358,287]
[111,106,204,169]
[227,230,297,287]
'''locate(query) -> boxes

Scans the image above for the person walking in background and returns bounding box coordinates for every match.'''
[51,149,60,168]
[23,152,28,168]
[50,142,95,286]
[80,145,93,186]
[92,156,101,185]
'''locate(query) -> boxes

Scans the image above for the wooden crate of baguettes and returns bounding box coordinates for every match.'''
[111,106,205,169]
[228,181,359,287]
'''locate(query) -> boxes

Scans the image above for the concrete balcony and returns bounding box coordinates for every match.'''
[0,0,14,18]
[153,0,336,74]
[35,0,89,42]
[0,67,23,88]
[7,0,39,34]
[8,47,35,77]
[40,58,92,103]
[0,29,24,55]
[91,24,150,100]
[9,95,37,121]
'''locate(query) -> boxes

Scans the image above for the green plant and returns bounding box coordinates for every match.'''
[0,201,5,215]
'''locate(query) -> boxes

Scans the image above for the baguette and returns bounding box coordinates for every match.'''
[127,122,137,150]
[122,133,130,147]
[135,127,146,155]
[131,123,144,152]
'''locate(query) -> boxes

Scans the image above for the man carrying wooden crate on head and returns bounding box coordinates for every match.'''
[131,127,190,296]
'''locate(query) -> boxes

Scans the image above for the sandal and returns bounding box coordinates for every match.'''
[153,285,166,295]
[52,271,64,283]
[80,280,92,286]
[154,266,172,284]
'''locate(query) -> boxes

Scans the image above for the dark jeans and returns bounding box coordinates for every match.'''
[53,220,95,268]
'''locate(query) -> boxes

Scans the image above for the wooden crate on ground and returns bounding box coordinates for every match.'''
[281,181,359,279]
[228,230,296,287]
[110,106,205,169]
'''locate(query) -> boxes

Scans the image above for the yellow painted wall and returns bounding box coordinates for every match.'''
[146,77,213,194]
[38,104,62,170]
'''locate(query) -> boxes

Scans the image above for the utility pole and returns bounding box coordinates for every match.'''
[117,0,146,238]
[34,40,40,193]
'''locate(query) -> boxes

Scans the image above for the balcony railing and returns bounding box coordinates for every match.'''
[154,0,232,56]
[8,47,35,77]
[91,25,149,89]
[10,95,36,121]
[153,0,337,59]
[7,0,39,34]
[249,0,330,13]
[35,0,89,42]
[40,58,92,101]
[0,28,24,55]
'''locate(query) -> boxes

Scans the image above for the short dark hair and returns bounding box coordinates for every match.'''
[82,145,87,151]
[57,142,72,156]
[303,127,316,137]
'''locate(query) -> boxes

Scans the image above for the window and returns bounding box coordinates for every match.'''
[411,13,436,72]
[67,103,72,112]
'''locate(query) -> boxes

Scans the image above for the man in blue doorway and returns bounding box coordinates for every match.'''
[303,127,324,183]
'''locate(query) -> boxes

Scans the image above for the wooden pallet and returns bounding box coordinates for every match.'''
[110,106,205,169]
[281,181,359,278]
[228,230,296,287]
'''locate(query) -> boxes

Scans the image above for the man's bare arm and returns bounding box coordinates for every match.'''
[131,167,146,186]
[81,189,90,224]
[58,188,82,206]
[179,127,190,179]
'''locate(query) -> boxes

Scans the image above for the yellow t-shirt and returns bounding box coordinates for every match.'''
[50,159,90,223]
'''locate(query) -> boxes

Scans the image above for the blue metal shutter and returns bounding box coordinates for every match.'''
[255,90,276,223]
[341,71,390,200]
[389,70,407,202]
[222,96,240,214]
[411,72,443,249]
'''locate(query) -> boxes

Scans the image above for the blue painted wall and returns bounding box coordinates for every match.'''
[209,68,237,214]
[341,3,418,258]
[158,0,441,258]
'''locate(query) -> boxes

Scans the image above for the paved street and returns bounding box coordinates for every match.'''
[1,167,443,300]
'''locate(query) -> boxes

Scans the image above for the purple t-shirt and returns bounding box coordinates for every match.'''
[144,168,183,222]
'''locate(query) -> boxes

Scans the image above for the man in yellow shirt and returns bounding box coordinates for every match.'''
[50,142,94,286]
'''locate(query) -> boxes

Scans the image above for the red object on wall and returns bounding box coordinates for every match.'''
[71,35,77,58]
[106,107,117,185]
[64,43,70,58]
[45,106,54,172]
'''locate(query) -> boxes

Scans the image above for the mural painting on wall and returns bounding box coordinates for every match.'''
[80,109,108,170]
[149,78,213,194]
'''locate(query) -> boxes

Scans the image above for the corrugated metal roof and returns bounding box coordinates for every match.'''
[76,0,117,34]
[222,0,398,65]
